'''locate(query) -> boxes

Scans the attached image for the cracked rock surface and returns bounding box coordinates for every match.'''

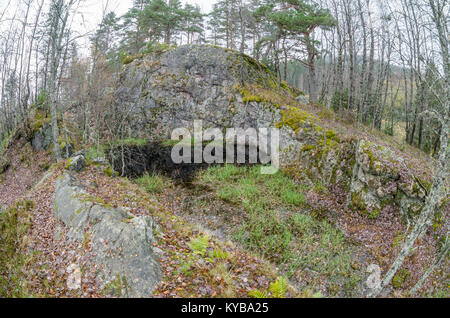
[54,173,161,297]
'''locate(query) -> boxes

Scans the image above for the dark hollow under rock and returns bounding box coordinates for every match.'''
[106,142,269,183]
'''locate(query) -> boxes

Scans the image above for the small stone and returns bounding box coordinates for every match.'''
[377,187,385,198]
[66,264,81,290]
[68,155,86,172]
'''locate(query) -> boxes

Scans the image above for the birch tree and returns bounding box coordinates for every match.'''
[369,0,449,297]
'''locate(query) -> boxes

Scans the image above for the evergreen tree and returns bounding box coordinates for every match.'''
[262,0,336,102]
[91,12,119,59]
[181,4,205,44]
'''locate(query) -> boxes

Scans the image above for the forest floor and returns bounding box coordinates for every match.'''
[0,137,448,298]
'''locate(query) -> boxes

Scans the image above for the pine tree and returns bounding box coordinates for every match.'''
[265,0,336,102]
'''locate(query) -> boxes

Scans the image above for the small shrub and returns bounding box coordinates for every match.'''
[210,249,230,261]
[35,90,49,110]
[392,269,410,289]
[86,144,106,161]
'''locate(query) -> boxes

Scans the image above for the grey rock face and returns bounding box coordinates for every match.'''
[32,124,53,151]
[0,155,9,173]
[31,122,74,158]
[54,173,162,297]
[347,140,427,220]
[115,44,301,163]
[68,155,87,172]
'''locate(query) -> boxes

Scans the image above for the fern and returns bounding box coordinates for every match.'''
[187,234,209,256]
[269,276,288,298]
[210,249,230,261]
[248,290,269,298]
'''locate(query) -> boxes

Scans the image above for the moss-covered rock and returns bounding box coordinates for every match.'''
[115,44,308,168]
[348,140,427,220]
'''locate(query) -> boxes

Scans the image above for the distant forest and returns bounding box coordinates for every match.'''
[0,0,448,157]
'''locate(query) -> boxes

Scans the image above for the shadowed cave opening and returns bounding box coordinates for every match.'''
[106,142,271,184]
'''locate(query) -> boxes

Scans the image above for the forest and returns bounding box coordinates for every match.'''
[1,0,448,155]
[0,0,448,299]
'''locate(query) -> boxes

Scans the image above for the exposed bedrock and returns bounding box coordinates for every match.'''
[53,173,162,297]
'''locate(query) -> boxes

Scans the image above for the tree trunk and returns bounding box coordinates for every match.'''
[304,33,318,103]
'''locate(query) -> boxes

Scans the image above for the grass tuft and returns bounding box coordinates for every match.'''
[136,173,167,194]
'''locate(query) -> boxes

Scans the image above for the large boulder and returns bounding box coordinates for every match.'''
[115,44,304,164]
[54,173,162,297]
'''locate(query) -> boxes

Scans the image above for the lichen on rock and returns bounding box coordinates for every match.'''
[54,173,162,297]
[115,44,303,160]
[348,140,428,220]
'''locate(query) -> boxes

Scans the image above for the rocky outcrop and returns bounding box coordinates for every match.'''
[115,44,303,164]
[54,173,161,297]
[0,155,9,173]
[348,140,428,220]
[31,123,52,151]
[67,154,87,172]
[286,124,430,221]
[116,44,433,221]
[30,114,74,158]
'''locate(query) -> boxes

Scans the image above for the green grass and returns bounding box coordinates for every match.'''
[200,165,306,208]
[197,164,361,296]
[0,200,35,297]
[136,173,167,194]
[201,164,242,182]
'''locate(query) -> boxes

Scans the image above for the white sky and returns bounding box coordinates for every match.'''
[73,0,214,54]
[0,0,215,56]
[79,0,214,29]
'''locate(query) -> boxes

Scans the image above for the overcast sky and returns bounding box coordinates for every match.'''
[0,0,215,56]
[72,0,213,54]
[80,0,213,28]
